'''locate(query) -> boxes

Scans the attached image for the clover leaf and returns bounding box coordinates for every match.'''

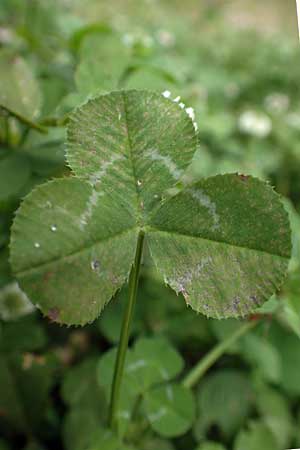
[10,90,291,325]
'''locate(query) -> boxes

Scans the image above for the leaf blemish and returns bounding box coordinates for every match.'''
[91,260,101,271]
[188,188,220,230]
[127,359,147,372]
[48,307,60,322]
[237,174,250,182]
[79,189,104,230]
[146,148,183,180]
[88,154,124,186]
[149,407,167,423]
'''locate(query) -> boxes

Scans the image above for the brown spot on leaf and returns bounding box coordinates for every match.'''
[48,307,60,322]
[22,353,34,370]
[44,271,54,282]
[237,173,250,182]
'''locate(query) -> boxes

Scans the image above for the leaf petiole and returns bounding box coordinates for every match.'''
[108,230,145,432]
[182,318,259,389]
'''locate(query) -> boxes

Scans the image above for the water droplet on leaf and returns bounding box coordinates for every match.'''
[91,260,100,270]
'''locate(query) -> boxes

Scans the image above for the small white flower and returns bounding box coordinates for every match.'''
[157,29,175,47]
[173,96,181,103]
[122,33,134,47]
[286,112,300,129]
[264,92,290,114]
[142,35,154,48]
[179,102,185,109]
[225,82,240,99]
[162,90,171,98]
[238,110,272,138]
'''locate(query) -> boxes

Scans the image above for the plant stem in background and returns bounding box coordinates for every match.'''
[108,231,145,432]
[4,115,10,145]
[182,319,259,389]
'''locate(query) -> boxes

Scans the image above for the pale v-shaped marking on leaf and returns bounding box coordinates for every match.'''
[88,153,125,185]
[145,148,183,180]
[79,189,104,230]
[79,153,124,230]
[187,188,220,230]
[78,93,143,231]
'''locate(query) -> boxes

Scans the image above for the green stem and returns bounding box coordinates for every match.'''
[4,115,9,145]
[182,319,259,389]
[108,230,145,432]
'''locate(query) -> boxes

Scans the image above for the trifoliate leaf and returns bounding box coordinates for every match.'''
[144,383,196,438]
[195,370,253,440]
[10,90,291,326]
[98,337,183,395]
[126,336,184,391]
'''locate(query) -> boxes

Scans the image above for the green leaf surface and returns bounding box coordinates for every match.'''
[63,409,102,450]
[195,442,226,450]
[141,438,175,450]
[0,352,56,433]
[66,90,196,215]
[75,33,131,96]
[0,440,9,450]
[144,383,195,438]
[98,336,183,394]
[10,178,138,325]
[195,370,253,439]
[97,347,138,436]
[0,49,41,121]
[127,336,184,391]
[148,174,290,318]
[240,333,281,383]
[234,421,280,450]
[0,282,34,321]
[10,90,291,325]
[255,384,293,448]
[85,428,135,450]
[268,322,300,395]
[0,153,31,205]
[61,357,106,418]
[0,314,47,353]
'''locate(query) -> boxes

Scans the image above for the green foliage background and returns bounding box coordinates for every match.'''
[0,1,300,449]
